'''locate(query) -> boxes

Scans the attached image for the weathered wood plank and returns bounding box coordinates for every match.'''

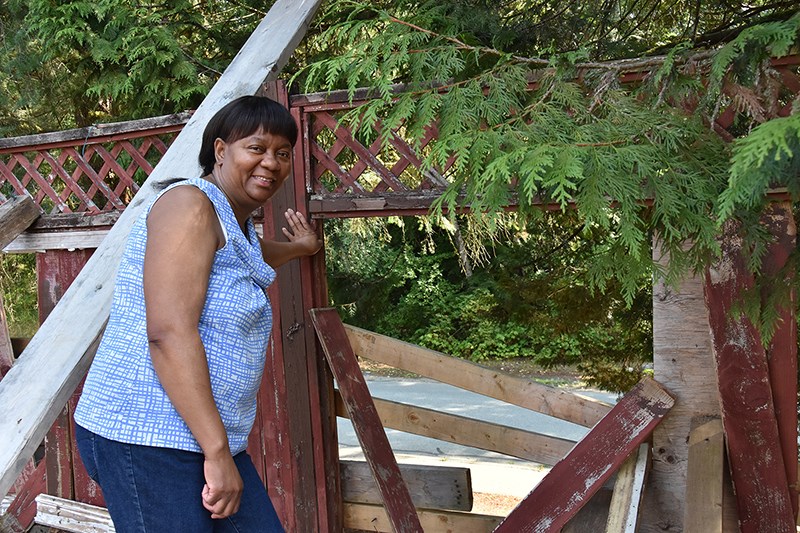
[3,230,110,253]
[0,459,46,533]
[0,292,14,378]
[605,443,649,533]
[0,113,191,152]
[335,392,576,466]
[0,0,323,498]
[27,212,120,231]
[683,418,724,533]
[310,308,423,533]
[0,196,40,250]
[343,502,502,533]
[34,494,115,533]
[494,377,674,533]
[704,219,796,533]
[760,201,799,517]
[344,325,611,427]
[341,460,472,511]
[640,242,739,533]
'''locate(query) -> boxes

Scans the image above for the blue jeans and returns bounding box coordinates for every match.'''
[75,424,284,533]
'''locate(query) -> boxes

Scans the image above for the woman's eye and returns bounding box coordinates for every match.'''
[278,151,291,159]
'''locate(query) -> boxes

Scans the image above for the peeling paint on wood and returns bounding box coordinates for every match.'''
[493,377,674,533]
[310,308,423,533]
[704,216,796,533]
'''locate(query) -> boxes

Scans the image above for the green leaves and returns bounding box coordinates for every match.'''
[720,113,800,219]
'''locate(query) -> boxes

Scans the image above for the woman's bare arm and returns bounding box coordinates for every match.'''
[143,186,241,519]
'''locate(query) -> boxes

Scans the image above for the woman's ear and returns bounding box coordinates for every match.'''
[213,138,225,165]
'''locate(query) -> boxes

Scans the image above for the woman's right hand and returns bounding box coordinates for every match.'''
[202,453,244,519]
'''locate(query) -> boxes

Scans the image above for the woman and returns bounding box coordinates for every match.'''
[74,96,320,532]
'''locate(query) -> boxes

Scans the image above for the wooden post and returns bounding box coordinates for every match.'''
[0,293,15,378]
[640,242,739,533]
[0,0,323,498]
[704,218,796,533]
[253,79,339,532]
[37,249,102,507]
[760,202,798,518]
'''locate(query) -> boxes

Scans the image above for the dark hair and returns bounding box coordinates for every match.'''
[198,95,298,176]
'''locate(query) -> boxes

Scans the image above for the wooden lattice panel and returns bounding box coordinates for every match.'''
[0,115,188,215]
[305,108,448,195]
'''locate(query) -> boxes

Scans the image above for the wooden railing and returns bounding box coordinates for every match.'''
[0,113,190,215]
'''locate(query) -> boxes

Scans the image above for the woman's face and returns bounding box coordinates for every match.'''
[213,128,293,213]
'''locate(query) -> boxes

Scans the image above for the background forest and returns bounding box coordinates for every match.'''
[1,0,799,392]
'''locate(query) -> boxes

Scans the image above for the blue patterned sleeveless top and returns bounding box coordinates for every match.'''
[75,178,276,454]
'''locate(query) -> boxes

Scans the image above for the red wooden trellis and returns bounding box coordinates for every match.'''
[0,114,189,215]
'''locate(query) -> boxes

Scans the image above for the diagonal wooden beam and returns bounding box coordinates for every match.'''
[493,377,674,533]
[310,308,423,533]
[0,195,40,250]
[0,0,323,498]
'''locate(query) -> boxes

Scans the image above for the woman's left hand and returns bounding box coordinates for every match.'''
[281,208,322,256]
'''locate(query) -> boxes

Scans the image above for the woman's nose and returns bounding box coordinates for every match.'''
[260,152,280,170]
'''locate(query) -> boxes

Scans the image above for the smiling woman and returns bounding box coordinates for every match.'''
[73,96,322,532]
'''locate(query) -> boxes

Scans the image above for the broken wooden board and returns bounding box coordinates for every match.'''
[704,218,796,533]
[34,494,114,533]
[0,195,40,250]
[345,324,611,427]
[341,460,472,511]
[335,392,576,466]
[493,377,674,533]
[683,417,724,533]
[310,308,422,533]
[605,443,650,533]
[0,0,324,498]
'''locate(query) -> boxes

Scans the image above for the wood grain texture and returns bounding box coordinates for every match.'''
[493,377,674,533]
[34,494,115,533]
[0,0,323,498]
[0,196,40,250]
[341,460,472,511]
[345,325,611,427]
[310,308,423,533]
[704,219,795,533]
[683,418,724,533]
[0,460,46,533]
[605,443,650,533]
[3,230,109,253]
[640,242,739,533]
[343,502,502,533]
[760,202,799,518]
[335,392,576,466]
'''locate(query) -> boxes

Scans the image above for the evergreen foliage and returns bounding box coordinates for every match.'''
[0,0,273,131]
[2,0,799,390]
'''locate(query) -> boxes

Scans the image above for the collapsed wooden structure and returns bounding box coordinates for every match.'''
[1,2,799,531]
